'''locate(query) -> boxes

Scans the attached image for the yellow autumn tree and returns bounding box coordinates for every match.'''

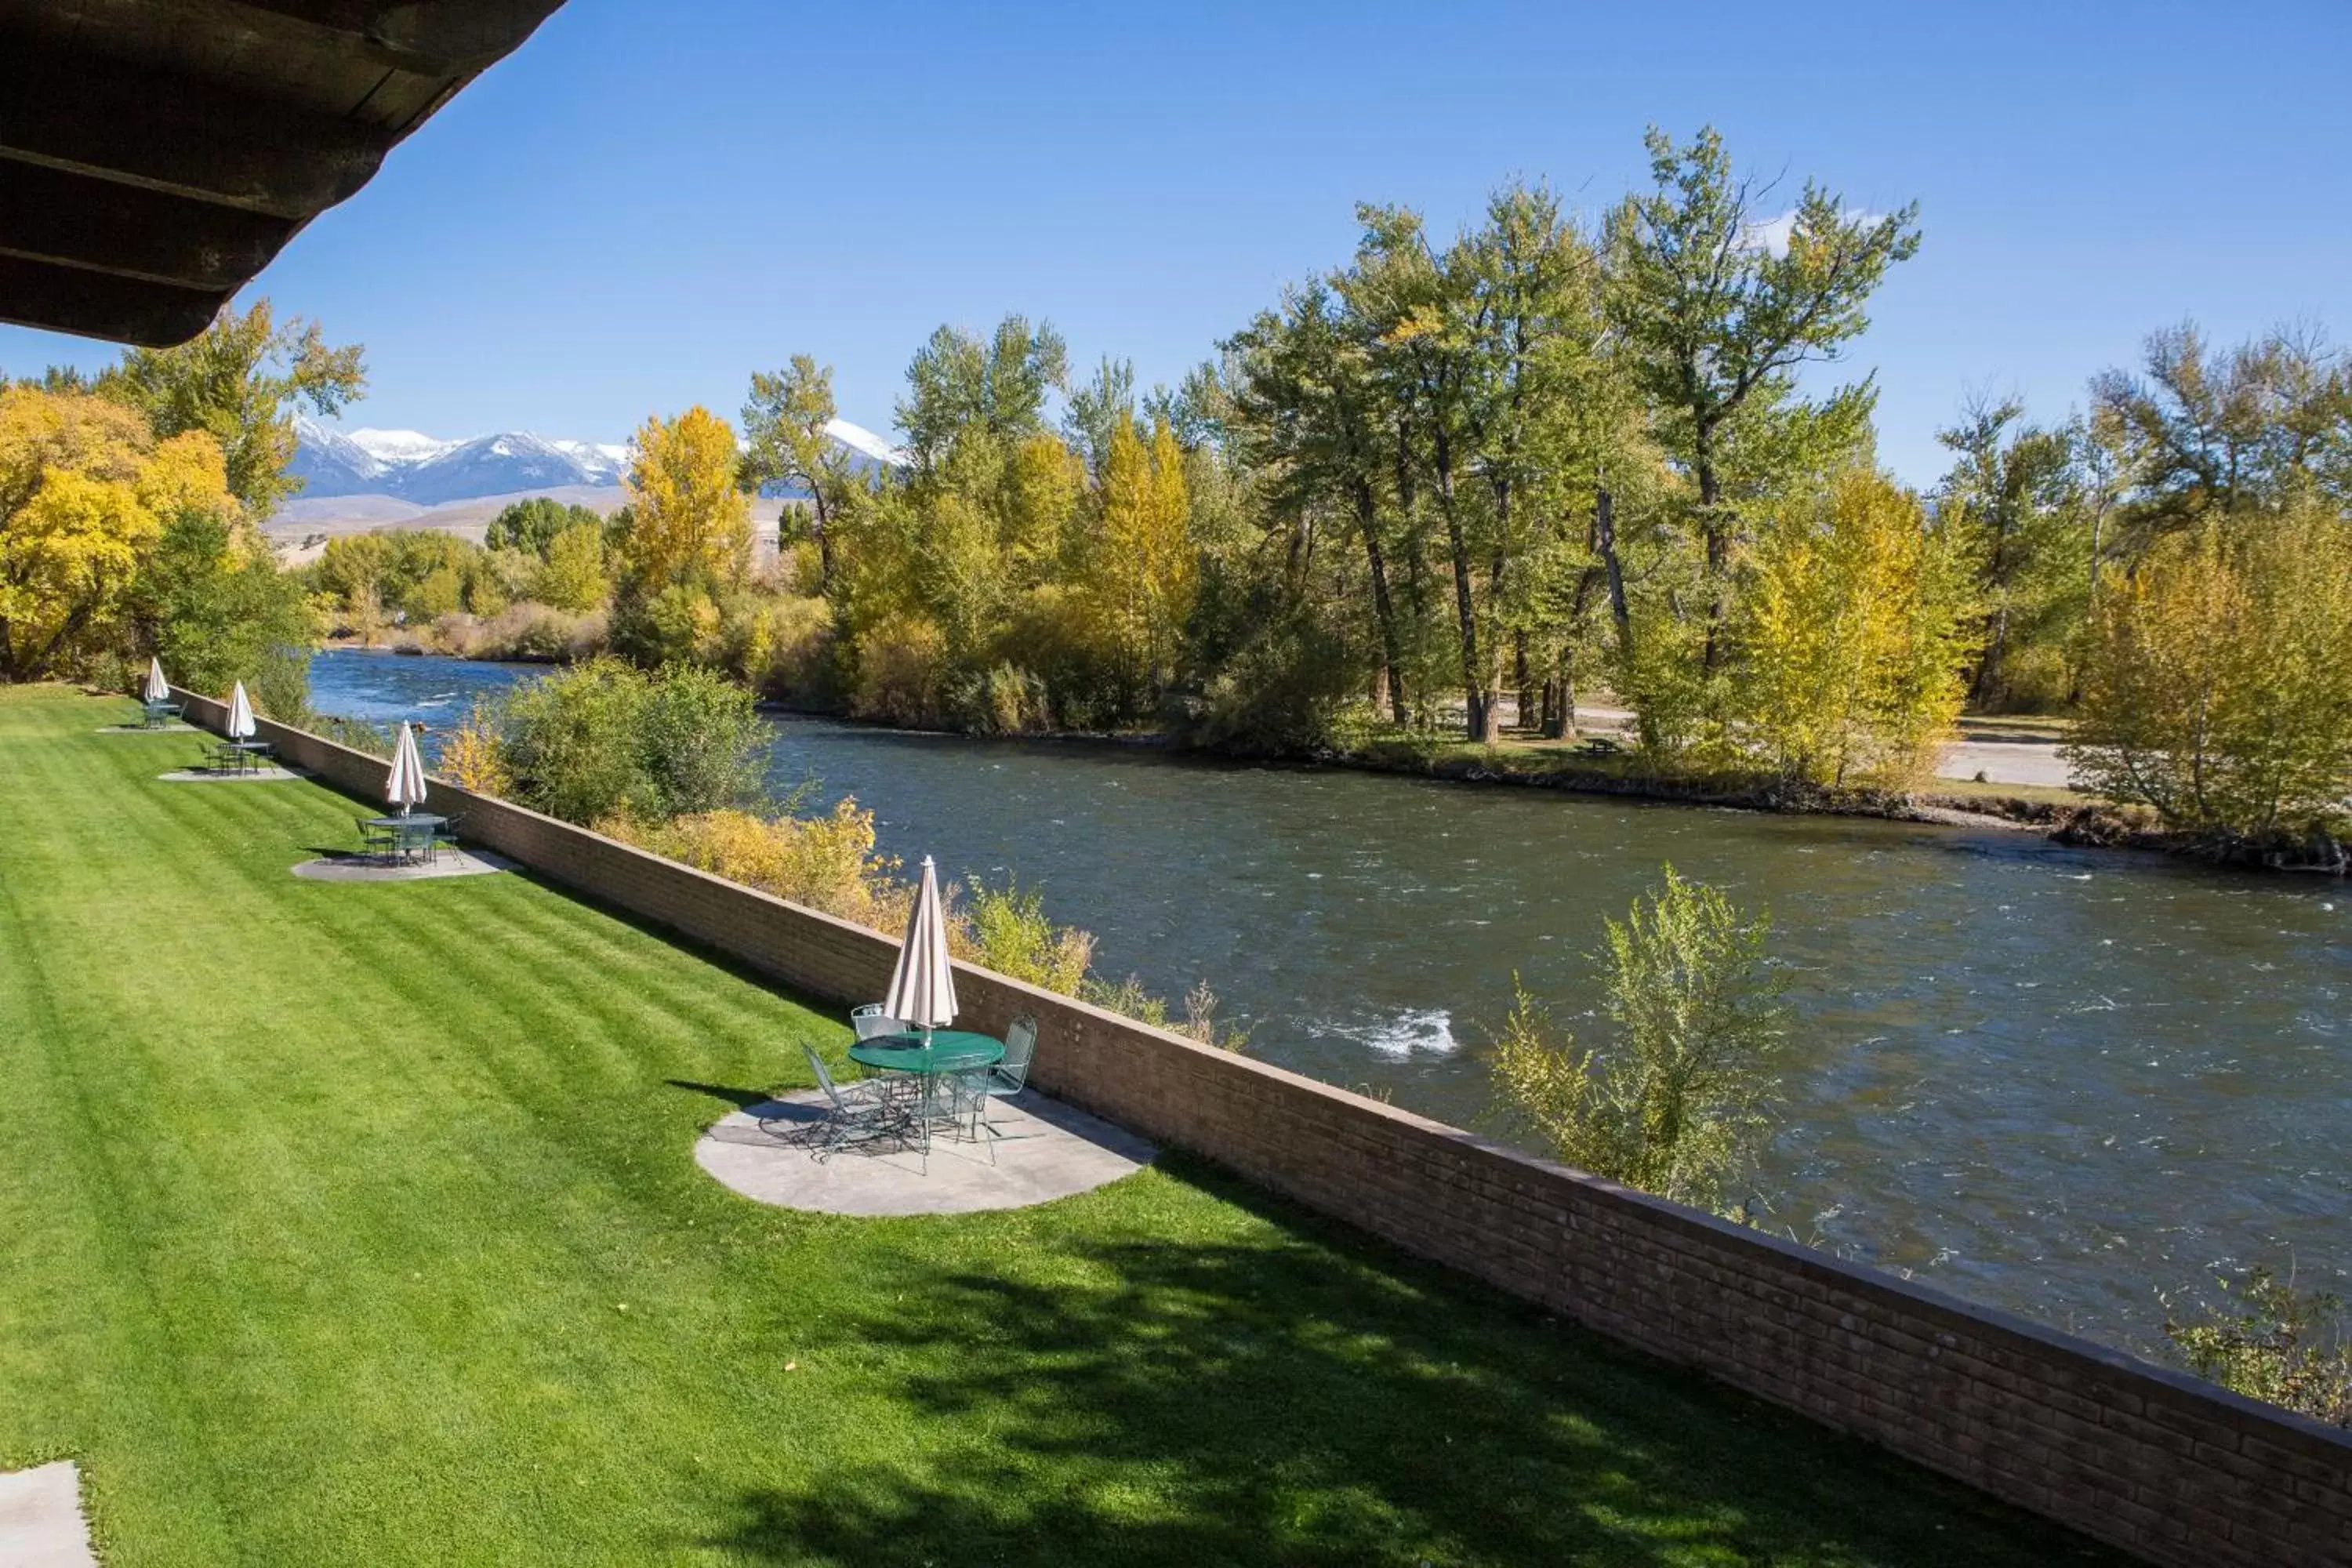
[0,387,240,680]
[1091,417,1197,690]
[619,406,751,591]
[2065,508,2352,846]
[1734,470,1979,789]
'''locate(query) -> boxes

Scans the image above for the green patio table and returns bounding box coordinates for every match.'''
[848,1030,1004,1146]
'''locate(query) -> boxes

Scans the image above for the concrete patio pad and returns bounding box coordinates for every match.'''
[0,1462,97,1568]
[156,766,306,782]
[292,850,511,882]
[697,1088,1156,1216]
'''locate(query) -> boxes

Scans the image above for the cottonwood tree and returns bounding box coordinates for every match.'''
[2089,322,2352,546]
[1933,397,2092,709]
[98,299,365,516]
[895,315,1069,471]
[1606,126,1919,671]
[619,407,752,592]
[742,355,856,590]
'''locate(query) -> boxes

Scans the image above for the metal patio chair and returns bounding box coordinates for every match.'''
[797,1044,898,1156]
[849,1003,905,1040]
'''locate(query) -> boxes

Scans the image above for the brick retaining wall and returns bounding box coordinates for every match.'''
[180,689,2352,1566]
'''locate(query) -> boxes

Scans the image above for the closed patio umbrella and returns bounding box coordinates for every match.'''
[226,681,255,740]
[143,657,169,702]
[386,721,429,816]
[882,855,957,1037]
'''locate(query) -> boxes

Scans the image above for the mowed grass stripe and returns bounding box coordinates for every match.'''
[0,685,2123,1566]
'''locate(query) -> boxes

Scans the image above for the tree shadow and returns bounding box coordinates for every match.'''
[703,1156,2122,1567]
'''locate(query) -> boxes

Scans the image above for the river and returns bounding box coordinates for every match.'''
[311,648,2352,1351]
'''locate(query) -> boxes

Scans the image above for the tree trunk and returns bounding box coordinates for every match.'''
[1356,479,1409,727]
[1433,425,1487,742]
[1513,633,1532,735]
[1595,485,1633,667]
[809,490,834,591]
[1695,423,1728,673]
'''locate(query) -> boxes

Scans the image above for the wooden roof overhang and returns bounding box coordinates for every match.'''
[0,0,566,346]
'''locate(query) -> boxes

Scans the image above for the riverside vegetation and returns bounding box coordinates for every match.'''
[2,122,2347,1424]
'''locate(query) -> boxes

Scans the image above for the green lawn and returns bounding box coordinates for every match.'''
[0,685,2117,1566]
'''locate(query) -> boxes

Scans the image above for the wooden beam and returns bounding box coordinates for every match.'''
[0,42,391,218]
[0,255,227,347]
[226,0,568,76]
[0,160,296,291]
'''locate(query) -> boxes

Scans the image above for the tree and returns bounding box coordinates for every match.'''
[1091,419,1197,691]
[1606,126,1920,670]
[138,507,319,706]
[1490,866,1789,1214]
[1933,397,2092,709]
[617,407,752,592]
[0,387,240,680]
[534,521,611,612]
[486,496,604,558]
[895,315,1068,470]
[742,355,855,589]
[97,299,365,515]
[2064,509,2352,853]
[1736,470,1979,787]
[1062,355,1139,479]
[2089,322,2352,547]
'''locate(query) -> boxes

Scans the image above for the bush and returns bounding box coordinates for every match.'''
[1180,608,1355,753]
[434,602,604,662]
[961,877,1093,991]
[1490,866,1789,1214]
[849,616,949,726]
[724,590,835,703]
[2165,1266,2352,1427]
[611,803,909,933]
[497,658,764,826]
[950,662,1049,735]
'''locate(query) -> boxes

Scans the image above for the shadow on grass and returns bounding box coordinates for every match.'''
[663,1079,780,1112]
[705,1157,2118,1568]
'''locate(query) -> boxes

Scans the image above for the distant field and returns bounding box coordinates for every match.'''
[265,488,789,564]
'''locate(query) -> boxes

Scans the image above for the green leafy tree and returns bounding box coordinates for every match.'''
[1490,866,1789,1214]
[97,299,365,515]
[534,521,611,612]
[138,510,319,711]
[1606,126,1920,670]
[742,355,856,589]
[1933,397,2093,710]
[486,496,604,558]
[895,315,1068,470]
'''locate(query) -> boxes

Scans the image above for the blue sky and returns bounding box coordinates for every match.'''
[5,0,2347,484]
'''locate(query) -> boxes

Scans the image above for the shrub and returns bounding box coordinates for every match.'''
[725,590,835,702]
[1490,866,1788,1214]
[1181,608,1355,753]
[960,877,1093,992]
[849,616,949,726]
[610,803,909,935]
[950,662,1049,735]
[2165,1266,2352,1427]
[440,699,512,795]
[497,658,764,826]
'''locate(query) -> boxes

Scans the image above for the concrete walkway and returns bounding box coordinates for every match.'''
[0,1463,97,1567]
[697,1088,1155,1216]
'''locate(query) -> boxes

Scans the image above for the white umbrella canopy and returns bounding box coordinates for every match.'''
[226,681,255,739]
[386,721,429,815]
[883,855,958,1034]
[143,657,169,702]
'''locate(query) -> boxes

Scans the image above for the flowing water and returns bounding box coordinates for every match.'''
[312,650,2352,1349]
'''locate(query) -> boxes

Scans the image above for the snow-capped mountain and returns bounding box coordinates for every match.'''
[290,414,906,506]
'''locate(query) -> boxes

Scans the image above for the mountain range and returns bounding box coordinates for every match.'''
[289,413,906,508]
